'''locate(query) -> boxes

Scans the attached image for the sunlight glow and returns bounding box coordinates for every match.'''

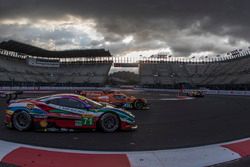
[0,18,30,25]
[33,15,104,41]
[122,35,134,44]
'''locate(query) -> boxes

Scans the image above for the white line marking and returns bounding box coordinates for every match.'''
[148,97,194,101]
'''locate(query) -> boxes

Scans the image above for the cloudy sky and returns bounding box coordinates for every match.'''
[0,0,250,58]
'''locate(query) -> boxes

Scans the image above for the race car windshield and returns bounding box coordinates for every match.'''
[83,98,103,109]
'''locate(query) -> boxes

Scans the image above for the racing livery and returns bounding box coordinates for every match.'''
[77,90,148,110]
[4,94,137,132]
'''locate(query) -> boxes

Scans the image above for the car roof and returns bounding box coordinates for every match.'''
[38,93,83,100]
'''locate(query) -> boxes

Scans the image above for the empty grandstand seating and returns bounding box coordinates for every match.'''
[0,40,112,87]
[0,54,112,86]
[1,40,250,90]
[139,48,250,89]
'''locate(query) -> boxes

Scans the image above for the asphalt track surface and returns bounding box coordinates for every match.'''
[0,91,250,152]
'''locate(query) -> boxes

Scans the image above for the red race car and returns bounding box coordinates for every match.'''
[76,90,148,110]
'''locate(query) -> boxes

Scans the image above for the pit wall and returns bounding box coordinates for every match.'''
[141,88,250,96]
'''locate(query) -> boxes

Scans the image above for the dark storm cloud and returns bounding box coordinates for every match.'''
[0,0,250,56]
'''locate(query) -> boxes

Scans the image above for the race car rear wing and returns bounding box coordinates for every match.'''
[0,90,23,103]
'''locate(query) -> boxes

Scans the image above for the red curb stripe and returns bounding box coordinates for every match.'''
[1,147,131,167]
[222,139,250,157]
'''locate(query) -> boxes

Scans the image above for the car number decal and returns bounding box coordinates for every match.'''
[75,114,94,126]
[82,117,94,126]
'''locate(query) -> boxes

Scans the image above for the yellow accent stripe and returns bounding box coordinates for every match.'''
[5,110,14,115]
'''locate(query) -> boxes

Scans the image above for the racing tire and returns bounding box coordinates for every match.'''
[133,100,145,110]
[100,113,119,133]
[12,111,32,131]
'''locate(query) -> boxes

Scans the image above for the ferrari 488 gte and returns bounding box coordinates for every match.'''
[4,94,137,132]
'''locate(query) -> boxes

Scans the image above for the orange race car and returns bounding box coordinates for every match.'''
[75,90,148,110]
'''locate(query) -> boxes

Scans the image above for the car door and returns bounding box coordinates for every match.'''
[111,94,128,106]
[44,97,96,127]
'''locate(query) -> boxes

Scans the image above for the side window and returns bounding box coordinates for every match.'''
[113,95,127,100]
[47,99,61,106]
[48,98,85,109]
[61,98,85,109]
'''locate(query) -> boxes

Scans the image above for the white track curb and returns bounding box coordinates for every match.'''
[1,138,249,167]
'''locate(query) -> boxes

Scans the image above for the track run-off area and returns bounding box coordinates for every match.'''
[0,91,250,151]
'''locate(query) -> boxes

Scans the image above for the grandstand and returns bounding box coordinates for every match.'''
[0,40,113,87]
[1,40,250,90]
[139,48,250,90]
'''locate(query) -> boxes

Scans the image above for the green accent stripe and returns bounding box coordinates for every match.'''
[50,109,70,114]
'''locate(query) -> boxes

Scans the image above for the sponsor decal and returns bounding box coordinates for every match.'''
[26,103,35,109]
[98,96,109,100]
[75,120,82,127]
[50,109,70,114]
[123,103,132,108]
[79,96,86,101]
[59,113,81,119]
[40,120,48,128]
[5,110,14,115]
[48,104,85,114]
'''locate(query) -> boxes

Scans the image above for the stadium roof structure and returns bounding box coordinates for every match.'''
[0,40,112,58]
